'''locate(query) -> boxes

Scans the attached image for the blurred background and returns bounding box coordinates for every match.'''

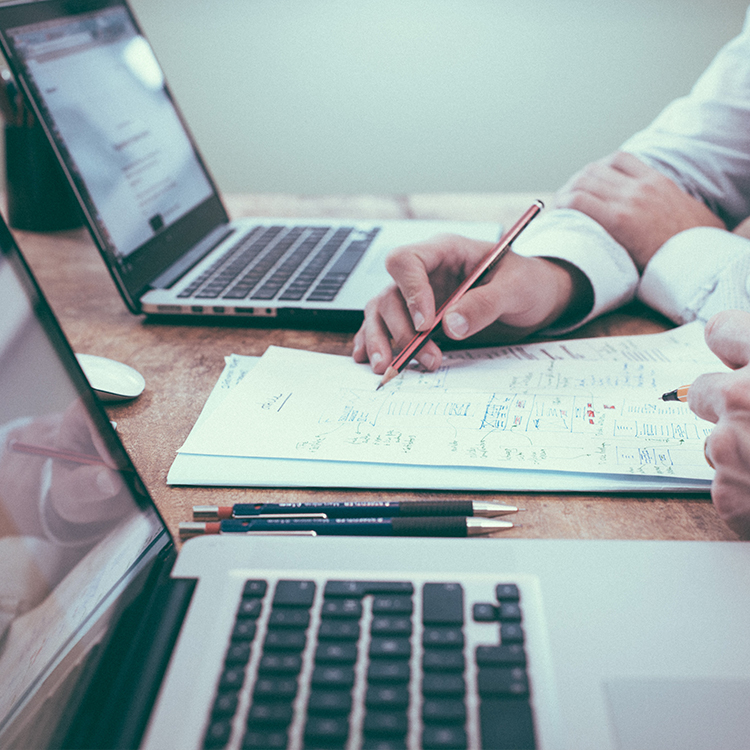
[6,0,750,197]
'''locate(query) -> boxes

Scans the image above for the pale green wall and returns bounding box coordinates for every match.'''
[96,1,750,194]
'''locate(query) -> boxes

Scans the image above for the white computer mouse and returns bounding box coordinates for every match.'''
[76,353,146,402]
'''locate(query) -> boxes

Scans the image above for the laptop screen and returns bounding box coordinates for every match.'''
[0,218,168,742]
[5,4,214,259]
[0,0,230,309]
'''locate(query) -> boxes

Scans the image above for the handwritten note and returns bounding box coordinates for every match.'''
[178,323,722,482]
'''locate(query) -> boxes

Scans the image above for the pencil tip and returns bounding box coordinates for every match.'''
[376,366,399,391]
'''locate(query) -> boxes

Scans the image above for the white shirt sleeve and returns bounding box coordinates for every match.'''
[512,208,639,331]
[638,227,750,323]
[621,7,750,229]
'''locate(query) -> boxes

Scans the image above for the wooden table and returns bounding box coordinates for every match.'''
[8,193,738,543]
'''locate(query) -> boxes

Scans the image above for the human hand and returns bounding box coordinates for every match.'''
[555,151,725,270]
[687,310,750,538]
[352,233,591,373]
[47,400,126,525]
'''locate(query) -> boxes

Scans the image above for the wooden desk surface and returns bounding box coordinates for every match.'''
[9,193,738,543]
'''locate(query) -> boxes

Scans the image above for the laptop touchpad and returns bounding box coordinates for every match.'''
[605,678,750,750]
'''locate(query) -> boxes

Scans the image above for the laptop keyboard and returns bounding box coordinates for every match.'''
[177,225,380,303]
[202,579,536,749]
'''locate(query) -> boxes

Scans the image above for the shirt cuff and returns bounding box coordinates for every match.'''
[638,227,750,323]
[512,208,639,331]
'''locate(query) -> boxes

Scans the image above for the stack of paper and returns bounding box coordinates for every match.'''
[168,322,722,492]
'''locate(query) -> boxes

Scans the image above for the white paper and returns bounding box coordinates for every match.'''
[172,324,722,488]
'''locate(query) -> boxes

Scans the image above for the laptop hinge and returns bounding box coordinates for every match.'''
[57,546,196,750]
[150,225,235,289]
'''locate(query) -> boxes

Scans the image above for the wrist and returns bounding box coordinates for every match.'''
[539,258,594,329]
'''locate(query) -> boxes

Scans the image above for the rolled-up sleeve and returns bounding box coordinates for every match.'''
[622,8,750,229]
[639,227,750,323]
[512,208,639,331]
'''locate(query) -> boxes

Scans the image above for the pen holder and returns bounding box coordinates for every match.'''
[4,120,83,231]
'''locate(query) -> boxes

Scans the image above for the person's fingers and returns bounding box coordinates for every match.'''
[703,310,750,369]
[384,245,439,332]
[356,291,442,373]
[704,421,750,538]
[688,371,729,423]
[49,464,125,524]
[441,253,572,340]
[385,234,495,331]
[357,294,400,373]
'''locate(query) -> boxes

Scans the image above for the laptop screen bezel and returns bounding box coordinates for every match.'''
[0,0,230,313]
[0,208,176,742]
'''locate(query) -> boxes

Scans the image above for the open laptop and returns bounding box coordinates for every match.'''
[0,0,502,327]
[2,212,750,750]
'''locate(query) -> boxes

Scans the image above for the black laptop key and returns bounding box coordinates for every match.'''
[422,698,466,724]
[477,667,529,697]
[212,691,239,717]
[219,665,246,691]
[320,597,363,618]
[243,580,268,598]
[363,710,408,737]
[232,619,257,641]
[371,615,412,636]
[318,619,360,640]
[304,715,350,745]
[367,660,410,683]
[253,676,299,700]
[273,579,316,607]
[500,621,525,643]
[365,685,409,709]
[242,728,288,749]
[476,644,527,667]
[258,653,303,674]
[315,642,358,663]
[307,689,353,715]
[422,724,468,749]
[473,602,498,622]
[309,717,345,748]
[422,649,465,672]
[362,739,407,750]
[421,673,465,696]
[369,636,411,660]
[423,583,464,625]
[479,698,536,749]
[496,583,520,601]
[372,595,413,615]
[323,580,414,597]
[225,641,252,665]
[497,601,522,621]
[263,628,307,651]
[268,609,310,629]
[423,626,464,648]
[246,701,294,727]
[311,664,356,689]
[203,717,232,748]
[237,598,263,619]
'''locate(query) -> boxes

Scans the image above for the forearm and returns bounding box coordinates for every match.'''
[512,208,639,333]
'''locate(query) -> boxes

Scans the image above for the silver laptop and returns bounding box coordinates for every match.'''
[0,0,501,327]
[2,214,750,750]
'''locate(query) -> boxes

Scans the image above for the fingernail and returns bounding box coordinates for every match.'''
[412,310,425,330]
[371,352,383,367]
[445,312,468,338]
[420,352,436,370]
